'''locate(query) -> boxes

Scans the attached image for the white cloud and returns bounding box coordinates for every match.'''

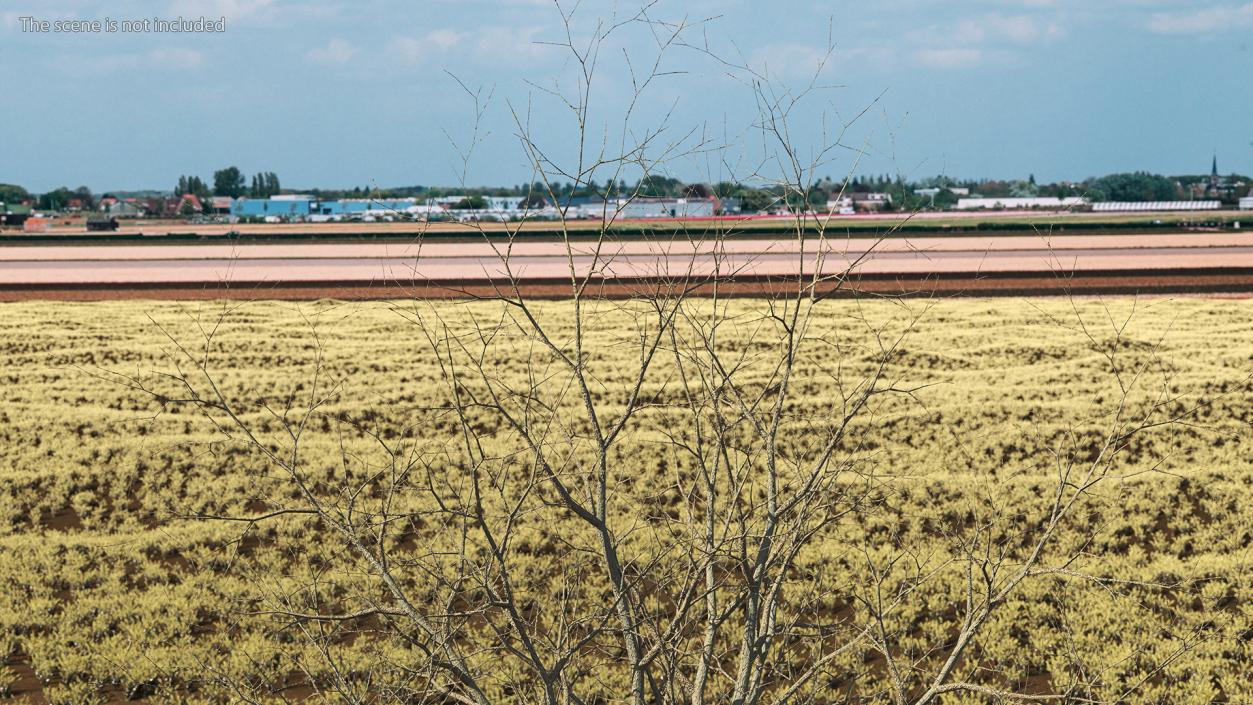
[900,11,1063,71]
[168,0,275,23]
[390,26,552,66]
[914,47,985,69]
[982,14,1064,43]
[306,38,357,65]
[389,29,464,63]
[748,42,833,80]
[61,47,205,73]
[427,29,464,50]
[3,8,78,29]
[920,13,1065,46]
[148,47,205,68]
[1145,2,1253,33]
[469,26,550,62]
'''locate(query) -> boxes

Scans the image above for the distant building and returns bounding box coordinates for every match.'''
[914,187,970,198]
[109,199,147,218]
[210,197,234,215]
[826,198,855,215]
[1196,155,1247,201]
[486,196,524,212]
[614,197,718,219]
[234,196,312,219]
[315,198,417,217]
[565,197,610,218]
[955,197,1086,210]
[167,194,204,216]
[1239,194,1253,211]
[1091,201,1221,212]
[1,202,33,227]
[850,192,892,211]
[86,216,120,232]
[233,196,433,221]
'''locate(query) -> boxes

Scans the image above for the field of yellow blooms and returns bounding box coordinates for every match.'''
[0,297,1248,704]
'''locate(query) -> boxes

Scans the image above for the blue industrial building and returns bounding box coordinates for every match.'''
[234,197,314,219]
[233,197,420,220]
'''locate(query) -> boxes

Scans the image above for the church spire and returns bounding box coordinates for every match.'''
[1212,154,1219,178]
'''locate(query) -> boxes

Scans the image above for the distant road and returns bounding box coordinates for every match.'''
[2,233,1251,299]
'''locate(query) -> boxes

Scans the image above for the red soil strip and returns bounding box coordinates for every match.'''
[3,270,1250,301]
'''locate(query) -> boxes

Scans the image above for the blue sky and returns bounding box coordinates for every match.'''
[2,0,1251,193]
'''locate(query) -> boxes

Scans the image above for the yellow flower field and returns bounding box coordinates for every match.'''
[0,297,1248,704]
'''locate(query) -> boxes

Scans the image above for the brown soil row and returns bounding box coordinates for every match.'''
[2,270,1251,302]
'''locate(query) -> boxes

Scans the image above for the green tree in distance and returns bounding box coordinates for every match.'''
[213,167,247,198]
[0,184,31,204]
[1085,172,1178,202]
[175,175,210,199]
[451,195,488,209]
[249,172,281,198]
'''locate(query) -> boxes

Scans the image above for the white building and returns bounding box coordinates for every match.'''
[851,192,892,211]
[955,197,1087,210]
[614,197,718,219]
[486,196,525,212]
[825,198,855,215]
[1239,196,1253,211]
[1091,201,1221,212]
[914,187,970,198]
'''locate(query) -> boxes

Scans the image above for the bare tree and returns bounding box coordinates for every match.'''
[104,3,1217,704]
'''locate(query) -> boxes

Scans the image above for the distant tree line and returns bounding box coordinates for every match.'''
[0,183,32,204]
[171,168,282,200]
[175,175,210,200]
[155,168,1253,209]
[7,167,1250,214]
[249,172,281,198]
[21,185,98,211]
[1085,172,1181,202]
